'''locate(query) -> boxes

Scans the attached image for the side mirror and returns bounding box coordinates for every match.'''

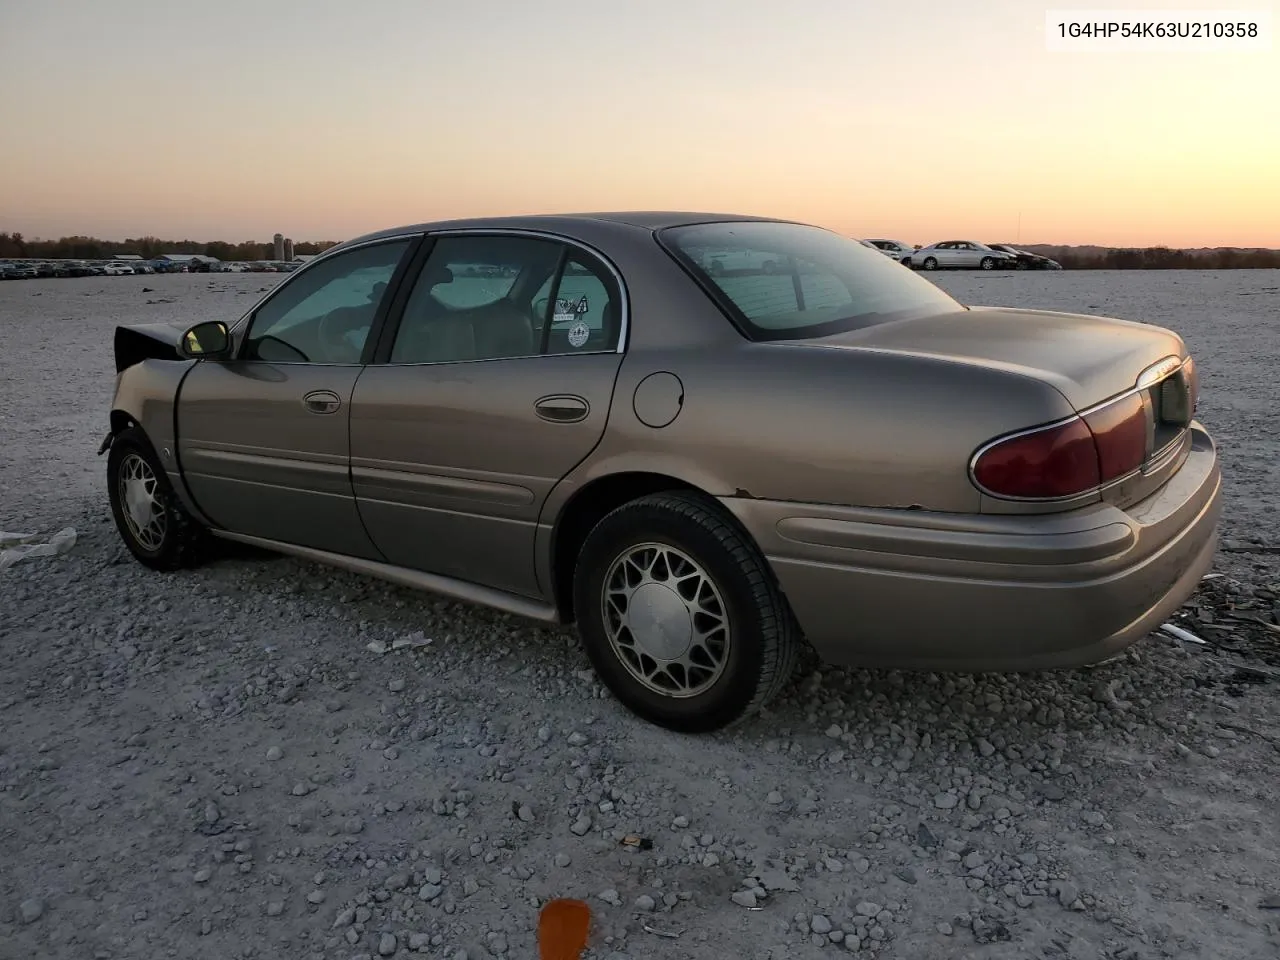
[180,320,232,359]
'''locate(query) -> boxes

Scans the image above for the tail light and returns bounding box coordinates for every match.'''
[971,354,1197,501]
[972,394,1150,500]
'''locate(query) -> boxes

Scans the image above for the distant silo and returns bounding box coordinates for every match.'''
[273,233,284,260]
[284,238,294,262]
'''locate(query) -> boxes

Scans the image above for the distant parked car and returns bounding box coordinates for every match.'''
[863,239,916,263]
[0,263,18,280]
[911,241,1018,271]
[6,263,39,279]
[65,261,95,277]
[987,244,1063,270]
[102,262,135,276]
[100,211,1219,732]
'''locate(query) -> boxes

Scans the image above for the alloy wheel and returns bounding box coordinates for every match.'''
[118,452,167,551]
[601,542,730,698]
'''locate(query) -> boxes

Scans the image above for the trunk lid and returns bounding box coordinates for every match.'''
[800,306,1187,410]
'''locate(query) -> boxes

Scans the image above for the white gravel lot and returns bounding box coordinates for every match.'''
[1,269,1278,960]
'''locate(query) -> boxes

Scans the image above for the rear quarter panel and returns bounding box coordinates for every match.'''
[567,342,1077,514]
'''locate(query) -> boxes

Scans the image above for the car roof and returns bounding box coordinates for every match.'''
[341,211,795,247]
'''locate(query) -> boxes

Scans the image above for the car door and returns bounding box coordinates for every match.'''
[349,231,625,599]
[955,242,981,268]
[176,236,417,557]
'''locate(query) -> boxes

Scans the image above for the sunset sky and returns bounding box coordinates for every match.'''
[2,0,1277,247]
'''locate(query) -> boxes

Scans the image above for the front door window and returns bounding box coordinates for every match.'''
[242,240,412,364]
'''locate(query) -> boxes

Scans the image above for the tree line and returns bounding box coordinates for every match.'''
[1041,246,1280,270]
[3,231,1278,270]
[0,232,339,262]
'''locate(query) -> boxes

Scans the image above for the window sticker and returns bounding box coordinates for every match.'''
[567,321,590,348]
[552,297,576,324]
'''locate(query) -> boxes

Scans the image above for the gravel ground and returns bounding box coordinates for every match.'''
[2,269,1279,960]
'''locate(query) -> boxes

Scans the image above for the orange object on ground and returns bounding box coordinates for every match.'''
[538,898,591,960]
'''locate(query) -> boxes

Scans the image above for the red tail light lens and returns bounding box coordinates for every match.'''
[972,394,1151,500]
[972,417,1101,499]
[1083,393,1147,480]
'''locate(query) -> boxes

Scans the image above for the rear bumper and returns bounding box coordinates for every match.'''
[720,422,1222,671]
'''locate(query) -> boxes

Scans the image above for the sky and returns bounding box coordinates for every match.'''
[1,0,1277,247]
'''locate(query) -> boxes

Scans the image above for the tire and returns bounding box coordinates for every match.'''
[572,491,801,733]
[107,425,207,570]
[922,257,938,270]
[980,257,995,270]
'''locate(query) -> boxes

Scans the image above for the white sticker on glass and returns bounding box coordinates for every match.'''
[567,322,590,348]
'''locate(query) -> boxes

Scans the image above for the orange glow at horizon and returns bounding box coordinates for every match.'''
[2,0,1277,247]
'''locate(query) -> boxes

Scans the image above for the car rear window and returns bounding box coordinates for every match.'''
[658,220,962,341]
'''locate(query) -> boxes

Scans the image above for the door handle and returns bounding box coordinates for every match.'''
[534,395,589,423]
[303,390,342,415]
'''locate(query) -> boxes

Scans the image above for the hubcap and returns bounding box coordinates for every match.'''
[118,452,167,551]
[602,543,730,698]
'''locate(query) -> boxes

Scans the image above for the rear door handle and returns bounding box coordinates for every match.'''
[303,390,342,415]
[534,395,589,423]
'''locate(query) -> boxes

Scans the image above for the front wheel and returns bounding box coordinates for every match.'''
[922,257,938,270]
[108,426,207,570]
[573,492,801,733]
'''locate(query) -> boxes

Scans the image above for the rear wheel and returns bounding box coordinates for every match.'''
[980,256,995,270]
[922,257,938,270]
[107,426,207,570]
[573,491,801,733]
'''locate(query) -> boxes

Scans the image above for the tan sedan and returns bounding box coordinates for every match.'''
[101,213,1221,731]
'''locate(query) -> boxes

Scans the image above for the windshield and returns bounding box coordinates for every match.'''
[659,220,962,341]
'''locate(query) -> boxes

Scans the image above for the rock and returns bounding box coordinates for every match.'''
[570,814,592,836]
[635,894,656,912]
[307,890,326,905]
[265,746,283,762]
[203,802,220,824]
[193,868,212,883]
[418,883,443,901]
[934,792,958,810]
[766,791,784,805]
[937,921,954,935]
[915,823,939,848]
[554,853,572,868]
[265,901,284,916]
[855,901,882,917]
[388,678,406,692]
[19,898,44,924]
[811,914,832,934]
[599,889,622,906]
[731,890,758,908]
[517,804,535,823]
[379,932,398,956]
